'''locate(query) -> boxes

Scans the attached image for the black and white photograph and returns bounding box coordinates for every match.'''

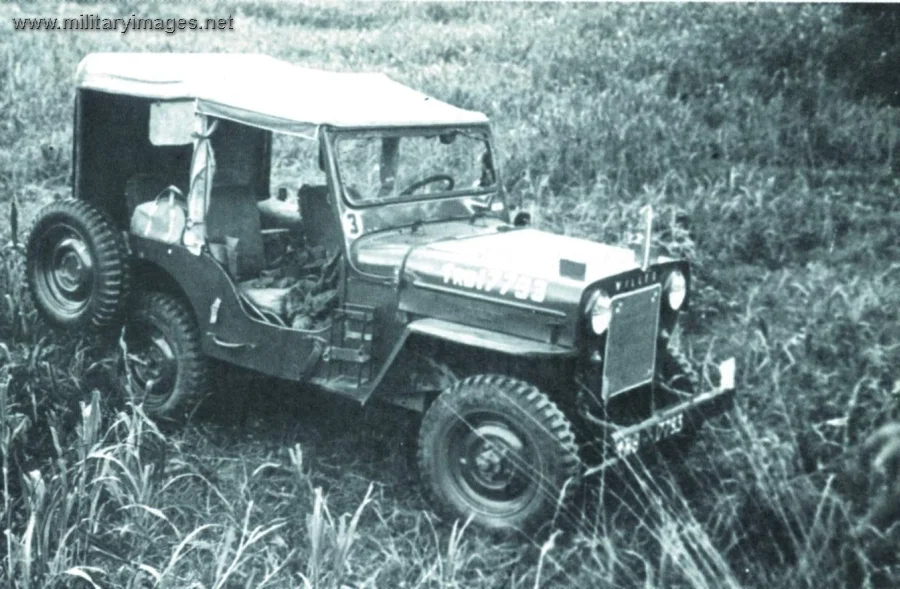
[0,1,898,587]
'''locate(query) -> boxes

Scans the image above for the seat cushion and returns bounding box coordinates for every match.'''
[206,185,266,279]
[297,185,342,255]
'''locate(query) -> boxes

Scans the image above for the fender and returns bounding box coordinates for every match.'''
[404,318,576,357]
[129,236,324,382]
[364,318,576,409]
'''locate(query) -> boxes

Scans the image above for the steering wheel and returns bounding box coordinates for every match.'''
[398,174,455,196]
[154,185,184,201]
[166,185,184,199]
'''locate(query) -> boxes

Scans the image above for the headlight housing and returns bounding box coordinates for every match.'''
[586,290,613,334]
[664,269,687,311]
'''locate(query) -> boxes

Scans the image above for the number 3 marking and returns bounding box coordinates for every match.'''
[344,213,361,235]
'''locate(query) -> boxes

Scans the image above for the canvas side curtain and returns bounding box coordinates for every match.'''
[184,115,218,254]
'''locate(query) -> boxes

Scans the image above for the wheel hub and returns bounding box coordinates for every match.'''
[128,332,177,398]
[52,237,93,294]
[459,422,526,495]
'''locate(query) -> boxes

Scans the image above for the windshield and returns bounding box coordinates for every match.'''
[334,128,496,206]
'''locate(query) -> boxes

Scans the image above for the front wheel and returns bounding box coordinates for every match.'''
[418,375,581,533]
[121,292,209,420]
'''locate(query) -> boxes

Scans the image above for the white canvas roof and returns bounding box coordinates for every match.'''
[76,53,489,135]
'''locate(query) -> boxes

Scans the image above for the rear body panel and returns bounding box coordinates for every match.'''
[130,236,325,384]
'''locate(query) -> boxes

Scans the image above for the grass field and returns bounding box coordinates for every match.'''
[1,2,899,587]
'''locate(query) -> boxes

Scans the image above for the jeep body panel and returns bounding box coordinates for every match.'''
[356,317,578,409]
[406,318,576,357]
[407,227,640,285]
[130,236,326,384]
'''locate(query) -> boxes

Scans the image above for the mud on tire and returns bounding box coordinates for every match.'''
[26,198,130,333]
[121,292,209,421]
[417,375,581,533]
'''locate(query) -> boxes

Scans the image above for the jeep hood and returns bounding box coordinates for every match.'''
[399,226,641,334]
[352,224,641,344]
[405,228,639,284]
[352,223,639,287]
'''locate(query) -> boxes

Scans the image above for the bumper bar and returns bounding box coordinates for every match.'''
[608,357,736,460]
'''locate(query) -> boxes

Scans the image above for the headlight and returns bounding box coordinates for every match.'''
[587,290,613,334]
[665,270,687,311]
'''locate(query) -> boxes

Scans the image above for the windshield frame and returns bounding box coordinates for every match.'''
[329,125,498,209]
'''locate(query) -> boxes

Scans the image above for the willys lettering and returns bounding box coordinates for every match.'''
[614,271,658,294]
[441,263,548,303]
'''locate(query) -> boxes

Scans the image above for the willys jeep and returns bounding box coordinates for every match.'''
[26,53,736,532]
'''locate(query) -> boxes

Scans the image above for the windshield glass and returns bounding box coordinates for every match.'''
[270,132,323,190]
[334,128,496,206]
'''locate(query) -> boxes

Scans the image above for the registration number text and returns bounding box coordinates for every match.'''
[613,413,684,458]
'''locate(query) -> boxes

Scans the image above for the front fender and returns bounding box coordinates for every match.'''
[406,318,576,357]
[364,318,576,409]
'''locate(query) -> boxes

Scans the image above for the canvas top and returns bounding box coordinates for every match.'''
[76,53,489,135]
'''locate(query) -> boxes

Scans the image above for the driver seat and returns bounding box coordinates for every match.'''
[298,185,342,255]
[206,185,266,280]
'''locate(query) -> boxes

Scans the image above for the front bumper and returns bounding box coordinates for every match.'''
[607,357,736,460]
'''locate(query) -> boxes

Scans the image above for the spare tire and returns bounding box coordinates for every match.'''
[26,198,130,333]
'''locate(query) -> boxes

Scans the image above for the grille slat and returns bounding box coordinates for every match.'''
[603,284,661,399]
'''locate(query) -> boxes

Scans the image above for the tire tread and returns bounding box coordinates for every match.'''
[418,374,580,532]
[129,291,208,420]
[26,198,130,332]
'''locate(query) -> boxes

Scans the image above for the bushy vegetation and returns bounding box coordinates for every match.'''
[1,2,898,587]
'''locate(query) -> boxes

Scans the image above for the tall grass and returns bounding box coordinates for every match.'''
[1,2,898,588]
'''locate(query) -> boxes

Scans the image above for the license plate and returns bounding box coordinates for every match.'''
[613,413,684,457]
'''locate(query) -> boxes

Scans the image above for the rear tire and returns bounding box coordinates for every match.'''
[418,375,581,533]
[121,292,208,421]
[26,198,130,333]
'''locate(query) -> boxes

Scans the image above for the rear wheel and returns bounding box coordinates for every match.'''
[121,292,208,420]
[418,375,581,533]
[26,198,130,333]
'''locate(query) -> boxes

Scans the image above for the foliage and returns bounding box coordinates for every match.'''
[827,4,900,107]
[0,2,898,588]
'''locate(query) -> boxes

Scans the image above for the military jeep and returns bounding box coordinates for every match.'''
[26,53,735,532]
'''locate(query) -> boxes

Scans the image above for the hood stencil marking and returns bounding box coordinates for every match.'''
[441,262,549,303]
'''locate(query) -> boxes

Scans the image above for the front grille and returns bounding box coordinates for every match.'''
[602,284,661,400]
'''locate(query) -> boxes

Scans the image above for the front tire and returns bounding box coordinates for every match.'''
[418,375,580,533]
[26,198,130,333]
[121,292,208,420]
